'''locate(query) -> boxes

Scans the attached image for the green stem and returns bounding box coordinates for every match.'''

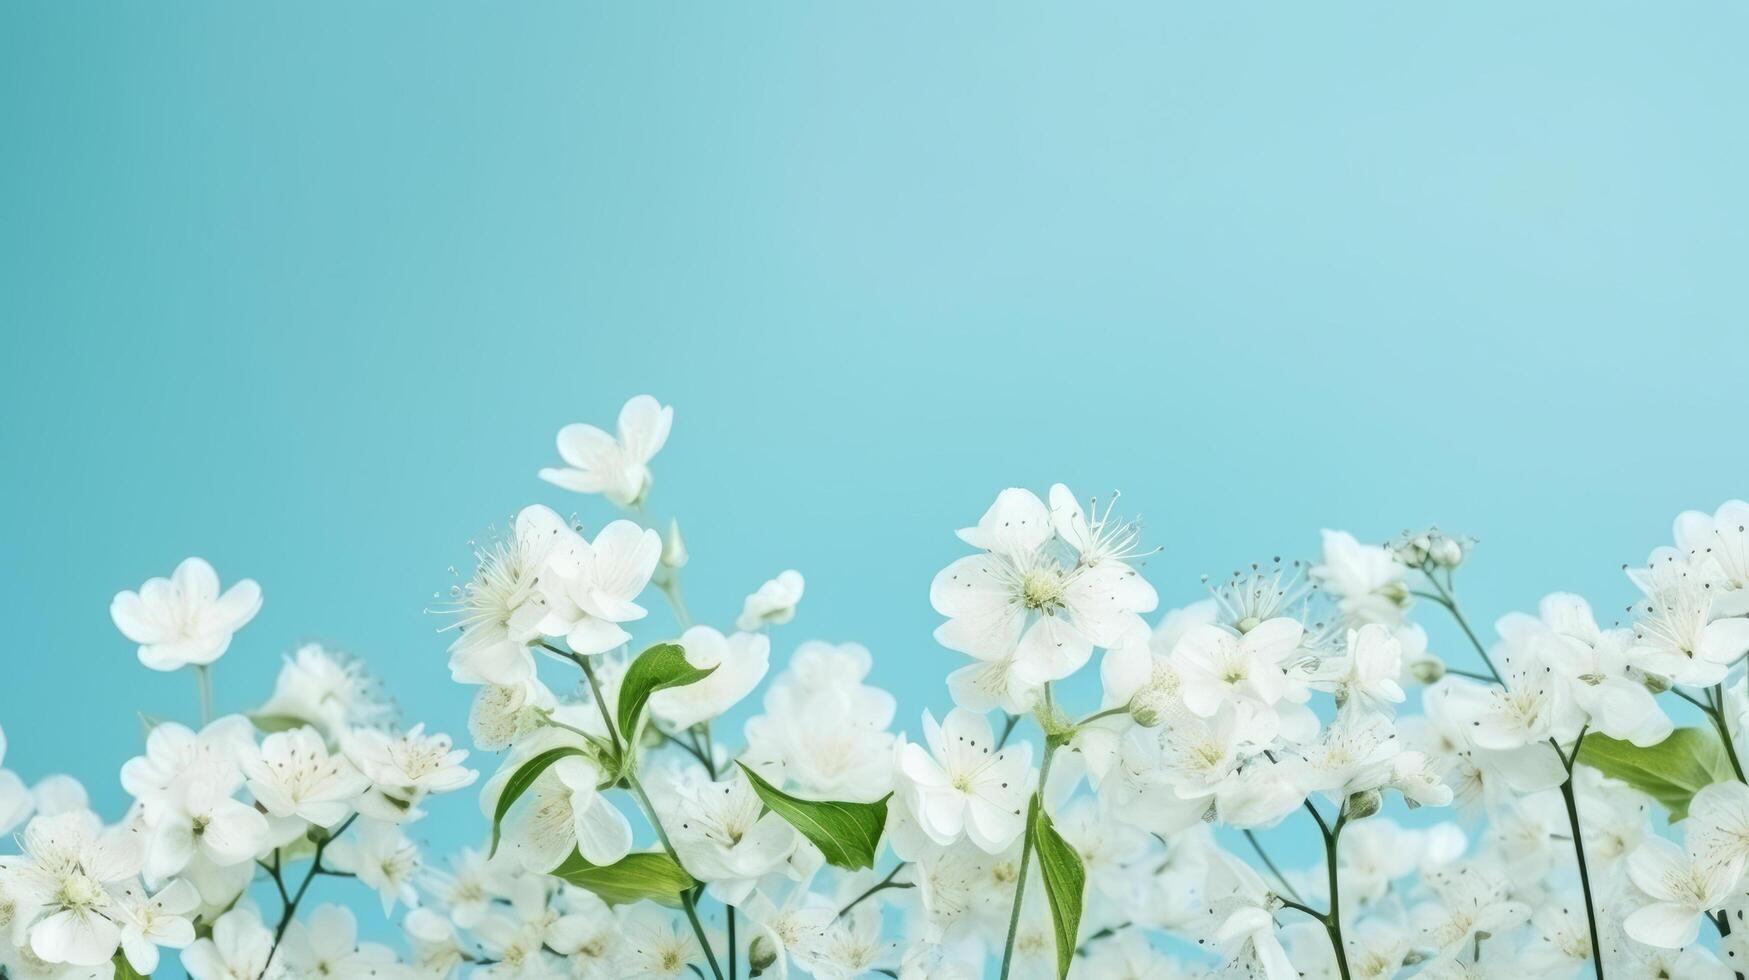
[545,641,624,761]
[1558,731,1605,980]
[1244,829,1303,904]
[1319,809,1352,980]
[259,814,357,979]
[1708,685,1748,783]
[998,738,1059,980]
[837,863,913,919]
[628,774,725,980]
[1420,576,1503,683]
[195,664,213,725]
[1074,706,1129,727]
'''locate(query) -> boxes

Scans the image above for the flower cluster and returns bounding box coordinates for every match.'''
[7,396,1749,980]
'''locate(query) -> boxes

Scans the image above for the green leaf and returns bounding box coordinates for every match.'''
[247,713,312,734]
[550,849,695,906]
[615,643,714,747]
[488,746,588,858]
[737,762,888,870]
[1576,726,1736,821]
[112,951,149,979]
[1030,799,1086,980]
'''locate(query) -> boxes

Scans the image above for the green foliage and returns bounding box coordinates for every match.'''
[487,746,588,857]
[550,849,696,907]
[737,763,889,870]
[1576,726,1736,821]
[616,643,715,749]
[1030,800,1086,980]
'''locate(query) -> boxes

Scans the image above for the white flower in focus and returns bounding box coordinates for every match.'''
[242,727,369,832]
[1293,706,1399,802]
[1687,781,1749,877]
[539,394,673,507]
[494,754,632,872]
[140,776,269,883]
[9,812,141,967]
[445,504,581,687]
[180,903,278,980]
[1626,578,1749,688]
[322,819,421,915]
[614,904,701,979]
[1309,531,1409,627]
[111,877,197,975]
[1172,619,1304,717]
[343,725,477,822]
[1671,500,1749,617]
[894,709,1032,853]
[931,486,1157,686]
[737,570,806,632]
[276,904,397,978]
[536,519,662,656]
[668,773,799,905]
[110,558,261,671]
[254,645,393,738]
[1623,837,1743,948]
[1322,624,1407,713]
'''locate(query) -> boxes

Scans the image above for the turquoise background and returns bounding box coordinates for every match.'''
[3,0,1747,954]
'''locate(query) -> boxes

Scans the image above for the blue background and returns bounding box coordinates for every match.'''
[3,0,1747,950]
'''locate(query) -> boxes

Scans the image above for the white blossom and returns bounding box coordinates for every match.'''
[110,558,261,671]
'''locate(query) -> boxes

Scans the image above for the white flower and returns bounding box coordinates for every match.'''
[1309,530,1408,627]
[1321,624,1407,713]
[276,903,398,978]
[140,776,269,883]
[930,486,1157,686]
[1687,781,1749,876]
[614,904,701,979]
[737,570,806,632]
[1441,658,1566,752]
[741,642,896,802]
[539,394,673,506]
[467,678,556,751]
[111,877,197,975]
[242,726,369,831]
[536,519,662,656]
[323,818,420,914]
[1172,618,1304,717]
[180,903,278,980]
[119,716,253,809]
[894,709,1032,853]
[649,627,771,730]
[493,753,632,872]
[1293,706,1399,801]
[1623,837,1744,948]
[110,558,261,671]
[667,773,799,904]
[1387,750,1452,808]
[8,812,143,967]
[1411,860,1530,961]
[1627,577,1749,687]
[343,725,477,822]
[445,504,579,686]
[254,644,393,737]
[1671,499,1749,616]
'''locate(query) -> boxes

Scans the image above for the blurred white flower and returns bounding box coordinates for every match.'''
[1310,530,1408,627]
[275,904,398,978]
[180,903,278,980]
[737,570,805,631]
[649,627,770,731]
[110,558,261,671]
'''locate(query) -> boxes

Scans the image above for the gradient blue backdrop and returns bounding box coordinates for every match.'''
[3,0,1747,953]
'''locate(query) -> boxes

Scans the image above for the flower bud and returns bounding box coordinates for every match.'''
[1409,655,1446,684]
[748,934,778,974]
[1430,536,1464,569]
[1129,688,1170,728]
[663,519,688,569]
[1343,789,1382,820]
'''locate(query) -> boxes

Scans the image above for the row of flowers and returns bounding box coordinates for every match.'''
[3,394,1748,979]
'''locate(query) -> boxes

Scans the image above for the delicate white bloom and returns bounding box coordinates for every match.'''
[539,394,673,506]
[140,777,269,883]
[1626,576,1749,687]
[343,724,477,821]
[494,754,632,872]
[742,641,896,801]
[180,903,278,980]
[1293,705,1399,801]
[445,504,578,686]
[467,678,556,751]
[894,709,1032,853]
[243,726,369,832]
[649,627,770,730]
[1623,837,1744,948]
[111,877,197,975]
[275,903,398,978]
[615,904,701,979]
[1690,781,1749,877]
[1669,499,1749,617]
[110,558,261,671]
[8,812,142,967]
[1310,530,1409,627]
[1411,860,1531,961]
[1172,618,1304,717]
[737,570,805,631]
[1321,624,1407,712]
[323,818,421,915]
[667,773,798,905]
[535,519,662,656]
[254,644,393,737]
[931,486,1157,687]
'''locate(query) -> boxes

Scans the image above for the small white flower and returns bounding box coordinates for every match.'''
[110,558,261,671]
[614,904,701,979]
[1627,577,1749,688]
[242,727,369,831]
[741,642,896,803]
[9,812,143,967]
[494,753,632,873]
[539,394,673,507]
[445,504,580,686]
[1321,624,1407,713]
[1670,499,1749,616]
[649,627,770,731]
[1172,618,1304,717]
[667,773,799,905]
[1623,837,1744,948]
[894,709,1032,853]
[323,818,421,915]
[1309,530,1408,627]
[1687,781,1749,876]
[343,725,477,822]
[536,519,663,656]
[180,903,278,980]
[737,570,806,632]
[275,903,398,978]
[111,877,197,975]
[254,644,393,738]
[140,776,269,883]
[1293,706,1399,801]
